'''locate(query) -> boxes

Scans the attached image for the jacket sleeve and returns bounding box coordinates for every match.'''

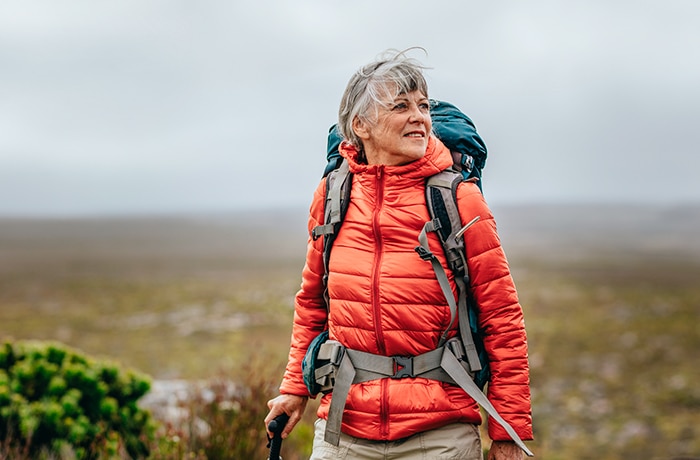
[456,181,533,442]
[279,179,330,396]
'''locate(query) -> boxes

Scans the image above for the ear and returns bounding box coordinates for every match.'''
[352,116,371,141]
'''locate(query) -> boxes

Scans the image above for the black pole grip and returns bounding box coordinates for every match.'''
[267,413,290,460]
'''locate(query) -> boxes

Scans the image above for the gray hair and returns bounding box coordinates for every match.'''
[338,48,430,151]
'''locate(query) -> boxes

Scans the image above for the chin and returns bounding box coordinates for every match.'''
[398,151,426,165]
[410,146,428,159]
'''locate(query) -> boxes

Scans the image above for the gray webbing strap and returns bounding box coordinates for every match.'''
[347,348,445,381]
[312,160,350,240]
[327,160,349,226]
[417,214,481,372]
[313,159,351,311]
[324,350,355,446]
[454,276,482,373]
[440,347,534,457]
[417,222,457,346]
[312,223,334,239]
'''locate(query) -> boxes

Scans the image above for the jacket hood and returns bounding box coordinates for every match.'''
[338,135,453,180]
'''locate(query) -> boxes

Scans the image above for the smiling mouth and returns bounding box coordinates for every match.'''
[404,132,425,138]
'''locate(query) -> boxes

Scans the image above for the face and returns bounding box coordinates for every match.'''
[353,90,432,166]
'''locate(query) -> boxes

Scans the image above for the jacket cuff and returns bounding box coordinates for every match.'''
[487,413,534,442]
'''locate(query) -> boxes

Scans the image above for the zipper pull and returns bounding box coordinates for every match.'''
[376,166,384,180]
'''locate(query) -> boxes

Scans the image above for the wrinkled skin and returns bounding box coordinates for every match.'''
[264,394,308,440]
[489,441,526,460]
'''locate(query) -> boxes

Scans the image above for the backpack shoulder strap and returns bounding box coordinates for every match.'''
[416,169,482,372]
[424,170,468,275]
[311,159,352,310]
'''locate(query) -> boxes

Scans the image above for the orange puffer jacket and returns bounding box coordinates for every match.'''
[280,135,533,442]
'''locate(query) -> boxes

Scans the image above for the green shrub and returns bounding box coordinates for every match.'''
[0,340,155,459]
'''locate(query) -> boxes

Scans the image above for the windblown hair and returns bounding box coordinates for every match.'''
[338,48,430,151]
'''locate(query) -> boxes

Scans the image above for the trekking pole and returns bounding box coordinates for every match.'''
[267,413,290,460]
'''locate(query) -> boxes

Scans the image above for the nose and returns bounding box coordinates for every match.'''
[408,103,426,123]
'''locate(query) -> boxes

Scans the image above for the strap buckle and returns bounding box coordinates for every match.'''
[391,356,414,379]
[446,337,466,360]
[460,153,474,174]
[414,246,433,261]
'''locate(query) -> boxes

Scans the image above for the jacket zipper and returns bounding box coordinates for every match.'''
[371,166,389,438]
[372,166,386,354]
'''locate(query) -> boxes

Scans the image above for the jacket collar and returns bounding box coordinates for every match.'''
[338,135,453,180]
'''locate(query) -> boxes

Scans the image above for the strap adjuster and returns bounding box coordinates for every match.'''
[391,356,414,379]
[318,340,345,366]
[414,246,433,261]
[312,224,334,241]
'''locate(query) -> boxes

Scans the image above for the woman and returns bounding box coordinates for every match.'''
[265,49,533,460]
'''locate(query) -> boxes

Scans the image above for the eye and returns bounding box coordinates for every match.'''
[419,102,430,112]
[392,102,408,111]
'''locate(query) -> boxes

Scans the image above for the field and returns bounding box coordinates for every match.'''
[1,204,699,459]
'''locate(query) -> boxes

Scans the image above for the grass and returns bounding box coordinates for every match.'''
[0,272,298,379]
[1,207,699,459]
[517,254,700,459]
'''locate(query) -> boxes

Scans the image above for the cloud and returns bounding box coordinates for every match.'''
[0,1,698,215]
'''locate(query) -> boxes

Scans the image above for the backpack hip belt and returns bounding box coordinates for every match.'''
[314,338,533,457]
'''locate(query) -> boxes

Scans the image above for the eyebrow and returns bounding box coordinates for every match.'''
[393,94,429,103]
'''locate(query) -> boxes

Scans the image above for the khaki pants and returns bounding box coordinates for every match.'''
[309,418,482,460]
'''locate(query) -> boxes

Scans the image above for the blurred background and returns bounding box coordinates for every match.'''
[1,1,699,459]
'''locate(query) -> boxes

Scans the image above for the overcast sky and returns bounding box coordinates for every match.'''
[1,1,698,217]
